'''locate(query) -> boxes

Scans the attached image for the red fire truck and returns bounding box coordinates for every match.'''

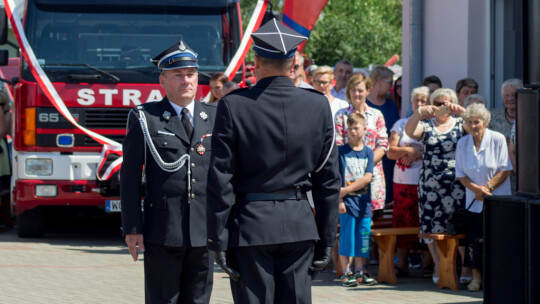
[0,0,244,237]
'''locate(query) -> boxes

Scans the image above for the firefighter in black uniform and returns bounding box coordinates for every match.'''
[206,19,341,303]
[121,40,216,304]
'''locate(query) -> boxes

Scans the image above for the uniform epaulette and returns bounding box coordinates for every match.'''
[300,87,324,95]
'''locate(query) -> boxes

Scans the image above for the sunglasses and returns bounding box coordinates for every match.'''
[314,80,331,86]
[293,64,301,70]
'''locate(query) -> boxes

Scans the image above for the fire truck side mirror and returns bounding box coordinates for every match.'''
[0,8,7,45]
[0,50,7,66]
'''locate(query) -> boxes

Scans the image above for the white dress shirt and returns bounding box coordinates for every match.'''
[168,99,194,126]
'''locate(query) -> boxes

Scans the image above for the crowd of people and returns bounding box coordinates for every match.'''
[316,59,517,292]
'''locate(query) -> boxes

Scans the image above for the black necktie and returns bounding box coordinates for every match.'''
[181,108,193,140]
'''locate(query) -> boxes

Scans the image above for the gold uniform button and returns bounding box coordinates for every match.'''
[191,193,195,199]
[149,203,153,207]
[192,179,196,184]
[191,163,196,168]
[191,147,195,152]
[163,141,168,146]
[208,239,213,243]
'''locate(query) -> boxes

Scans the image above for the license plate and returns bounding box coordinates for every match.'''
[105,200,121,212]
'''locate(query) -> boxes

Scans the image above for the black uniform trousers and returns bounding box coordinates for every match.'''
[144,242,214,304]
[228,240,314,304]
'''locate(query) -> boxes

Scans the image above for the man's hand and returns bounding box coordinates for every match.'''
[212,251,240,281]
[125,234,145,262]
[309,245,332,273]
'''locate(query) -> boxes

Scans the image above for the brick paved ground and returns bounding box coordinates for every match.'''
[0,225,483,304]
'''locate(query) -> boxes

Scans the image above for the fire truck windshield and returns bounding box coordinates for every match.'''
[22,1,239,84]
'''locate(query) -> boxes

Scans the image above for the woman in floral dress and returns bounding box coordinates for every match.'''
[335,74,388,211]
[404,88,467,284]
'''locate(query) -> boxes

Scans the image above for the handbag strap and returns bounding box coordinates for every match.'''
[465,198,476,211]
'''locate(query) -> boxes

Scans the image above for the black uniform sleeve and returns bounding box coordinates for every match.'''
[120,109,145,235]
[311,104,341,247]
[206,99,236,251]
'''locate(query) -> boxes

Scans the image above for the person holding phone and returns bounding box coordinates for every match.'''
[404,88,467,284]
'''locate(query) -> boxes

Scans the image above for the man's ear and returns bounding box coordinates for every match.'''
[159,74,165,88]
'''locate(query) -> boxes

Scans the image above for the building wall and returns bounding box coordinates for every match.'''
[402,0,492,115]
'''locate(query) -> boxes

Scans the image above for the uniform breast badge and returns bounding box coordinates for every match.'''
[200,111,208,121]
[195,133,212,155]
[196,144,206,155]
[163,111,171,120]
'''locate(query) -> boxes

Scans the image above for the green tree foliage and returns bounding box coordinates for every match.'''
[239,0,401,68]
[304,0,402,67]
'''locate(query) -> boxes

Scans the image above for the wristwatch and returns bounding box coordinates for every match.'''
[487,182,494,191]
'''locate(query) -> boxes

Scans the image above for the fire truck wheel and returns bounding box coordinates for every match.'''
[16,207,45,238]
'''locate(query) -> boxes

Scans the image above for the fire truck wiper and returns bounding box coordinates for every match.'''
[42,63,120,83]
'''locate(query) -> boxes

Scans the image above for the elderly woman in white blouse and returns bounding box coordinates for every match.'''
[455,103,513,291]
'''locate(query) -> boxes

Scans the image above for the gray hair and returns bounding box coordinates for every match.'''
[369,65,394,85]
[222,81,239,91]
[463,103,491,125]
[464,94,486,107]
[501,78,523,95]
[411,86,430,101]
[430,88,458,105]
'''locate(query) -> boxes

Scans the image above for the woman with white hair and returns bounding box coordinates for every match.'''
[387,86,429,277]
[455,103,512,291]
[489,79,523,142]
[489,78,522,193]
[404,88,467,284]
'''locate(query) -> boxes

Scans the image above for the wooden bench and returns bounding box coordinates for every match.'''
[371,227,420,284]
[419,233,466,290]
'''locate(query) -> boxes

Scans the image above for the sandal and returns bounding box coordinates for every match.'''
[395,266,409,278]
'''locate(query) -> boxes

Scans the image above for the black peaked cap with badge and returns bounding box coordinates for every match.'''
[150,40,199,70]
[251,18,307,59]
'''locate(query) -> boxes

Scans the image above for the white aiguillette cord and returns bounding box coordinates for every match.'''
[137,111,192,201]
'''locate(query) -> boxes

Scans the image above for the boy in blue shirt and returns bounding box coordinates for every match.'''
[338,113,377,287]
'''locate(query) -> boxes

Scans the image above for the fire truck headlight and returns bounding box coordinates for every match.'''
[25,158,53,176]
[35,185,57,197]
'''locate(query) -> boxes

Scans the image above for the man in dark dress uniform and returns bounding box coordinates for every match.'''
[121,40,216,304]
[206,19,341,303]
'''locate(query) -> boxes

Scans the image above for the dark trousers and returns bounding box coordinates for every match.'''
[144,242,214,304]
[464,211,483,270]
[228,240,314,304]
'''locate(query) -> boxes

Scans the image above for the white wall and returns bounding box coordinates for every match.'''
[402,0,492,114]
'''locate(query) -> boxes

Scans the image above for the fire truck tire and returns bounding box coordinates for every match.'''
[16,207,45,238]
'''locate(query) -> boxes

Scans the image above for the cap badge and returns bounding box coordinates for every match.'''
[200,111,208,121]
[163,111,171,120]
[179,41,186,51]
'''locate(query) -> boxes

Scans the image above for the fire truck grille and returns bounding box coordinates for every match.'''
[84,134,126,146]
[84,108,131,128]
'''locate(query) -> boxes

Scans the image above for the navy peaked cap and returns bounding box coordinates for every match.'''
[251,18,307,59]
